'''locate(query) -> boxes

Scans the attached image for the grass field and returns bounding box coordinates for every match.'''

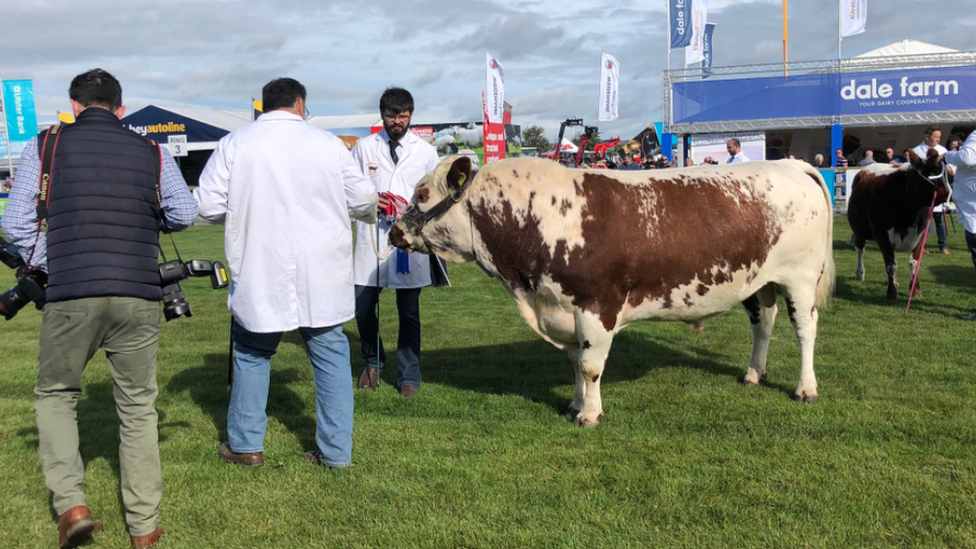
[1,216,975,549]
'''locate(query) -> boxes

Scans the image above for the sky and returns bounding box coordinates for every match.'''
[4,0,976,141]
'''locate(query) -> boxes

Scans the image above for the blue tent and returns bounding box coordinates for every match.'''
[121,105,249,146]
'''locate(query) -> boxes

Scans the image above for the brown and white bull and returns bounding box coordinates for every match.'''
[390,157,835,426]
[847,150,952,300]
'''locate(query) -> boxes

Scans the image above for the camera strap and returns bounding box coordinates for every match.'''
[35,125,62,222]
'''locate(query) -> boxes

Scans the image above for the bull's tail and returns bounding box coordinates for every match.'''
[803,164,836,307]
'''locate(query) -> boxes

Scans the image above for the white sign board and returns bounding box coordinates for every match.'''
[167,134,188,157]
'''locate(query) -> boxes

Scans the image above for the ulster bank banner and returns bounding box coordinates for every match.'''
[672,65,976,124]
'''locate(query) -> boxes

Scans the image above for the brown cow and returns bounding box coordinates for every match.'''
[390,157,835,426]
[847,150,951,300]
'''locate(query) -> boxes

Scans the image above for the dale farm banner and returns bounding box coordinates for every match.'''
[672,65,976,124]
[670,0,693,48]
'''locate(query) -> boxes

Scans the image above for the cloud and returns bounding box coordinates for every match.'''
[410,68,445,88]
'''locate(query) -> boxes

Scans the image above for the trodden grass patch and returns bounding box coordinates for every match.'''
[1,216,975,548]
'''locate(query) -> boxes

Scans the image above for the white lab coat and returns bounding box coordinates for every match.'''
[352,129,442,288]
[195,110,377,333]
[945,131,976,233]
[912,142,948,213]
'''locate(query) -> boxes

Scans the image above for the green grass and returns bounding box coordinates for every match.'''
[1,216,976,549]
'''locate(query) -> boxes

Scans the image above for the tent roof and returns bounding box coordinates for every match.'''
[546,137,578,155]
[307,114,381,130]
[856,39,957,58]
[152,105,251,131]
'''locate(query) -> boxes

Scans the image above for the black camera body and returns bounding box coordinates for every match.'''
[0,237,48,320]
[158,259,229,322]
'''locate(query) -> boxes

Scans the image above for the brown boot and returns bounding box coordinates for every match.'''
[357,368,379,389]
[57,505,102,549]
[131,525,164,549]
[218,442,264,467]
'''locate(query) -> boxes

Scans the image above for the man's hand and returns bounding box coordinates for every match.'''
[378,193,391,215]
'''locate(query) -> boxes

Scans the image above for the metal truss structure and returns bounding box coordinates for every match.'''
[662,52,976,135]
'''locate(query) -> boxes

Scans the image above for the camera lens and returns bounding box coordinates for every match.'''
[0,285,30,320]
[161,283,193,322]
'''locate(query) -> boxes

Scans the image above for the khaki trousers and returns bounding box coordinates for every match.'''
[35,297,162,536]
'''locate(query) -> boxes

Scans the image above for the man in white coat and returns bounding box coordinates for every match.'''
[352,87,444,398]
[913,126,950,254]
[944,129,976,319]
[195,78,377,468]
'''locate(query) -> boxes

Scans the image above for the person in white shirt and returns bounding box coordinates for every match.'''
[726,138,750,163]
[945,129,976,319]
[913,126,950,254]
[351,87,444,398]
[195,78,377,468]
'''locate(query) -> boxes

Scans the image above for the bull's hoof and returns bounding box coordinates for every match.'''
[853,272,864,281]
[886,291,898,301]
[573,414,603,428]
[567,406,580,419]
[793,393,818,404]
[739,372,767,386]
[912,288,922,298]
[692,321,705,333]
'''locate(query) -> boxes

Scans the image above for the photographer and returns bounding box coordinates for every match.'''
[1,69,197,549]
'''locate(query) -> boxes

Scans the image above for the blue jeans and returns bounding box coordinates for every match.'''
[934,212,948,251]
[227,322,353,467]
[354,285,422,388]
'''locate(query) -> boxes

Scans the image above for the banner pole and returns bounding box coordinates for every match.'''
[0,80,14,180]
[666,1,672,75]
[783,0,789,77]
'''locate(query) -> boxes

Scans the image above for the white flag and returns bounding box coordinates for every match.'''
[485,52,505,124]
[598,53,620,122]
[841,0,867,37]
[685,0,708,65]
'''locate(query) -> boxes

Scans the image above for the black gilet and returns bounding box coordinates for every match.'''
[42,107,163,302]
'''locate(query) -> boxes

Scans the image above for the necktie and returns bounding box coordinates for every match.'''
[389,139,399,165]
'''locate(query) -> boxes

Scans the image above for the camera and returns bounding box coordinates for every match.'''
[158,259,229,322]
[0,237,48,320]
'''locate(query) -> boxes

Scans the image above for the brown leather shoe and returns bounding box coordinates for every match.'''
[218,442,264,467]
[131,526,164,549]
[942,248,950,255]
[399,384,419,398]
[58,505,102,549]
[357,368,379,389]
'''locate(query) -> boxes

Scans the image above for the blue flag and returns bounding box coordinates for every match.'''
[670,0,693,49]
[702,23,716,79]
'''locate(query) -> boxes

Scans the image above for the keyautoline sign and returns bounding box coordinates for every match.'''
[672,65,976,124]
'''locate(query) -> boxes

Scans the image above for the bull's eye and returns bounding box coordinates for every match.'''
[417,188,431,204]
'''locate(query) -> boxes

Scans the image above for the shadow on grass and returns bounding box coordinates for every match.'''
[347,328,790,415]
[166,354,317,451]
[17,381,183,521]
[833,268,974,318]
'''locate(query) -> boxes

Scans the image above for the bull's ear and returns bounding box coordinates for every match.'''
[908,149,924,170]
[447,156,472,192]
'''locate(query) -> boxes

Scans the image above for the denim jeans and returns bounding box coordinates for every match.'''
[933,212,948,251]
[354,285,422,388]
[227,322,353,467]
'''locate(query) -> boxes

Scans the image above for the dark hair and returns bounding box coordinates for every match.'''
[379,87,414,116]
[727,138,741,148]
[923,125,941,137]
[69,69,122,111]
[262,78,307,113]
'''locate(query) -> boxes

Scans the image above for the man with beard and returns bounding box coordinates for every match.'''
[351,87,445,398]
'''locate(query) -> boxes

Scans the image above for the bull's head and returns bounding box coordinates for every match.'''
[906,148,953,205]
[389,156,476,264]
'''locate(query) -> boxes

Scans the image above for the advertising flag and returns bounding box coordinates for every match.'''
[598,52,620,121]
[485,52,505,124]
[701,23,716,79]
[685,0,708,65]
[58,112,75,124]
[670,0,693,49]
[841,0,867,37]
[482,91,507,163]
[2,80,39,143]
[252,98,263,121]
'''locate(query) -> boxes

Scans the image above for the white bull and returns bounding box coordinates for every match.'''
[390,157,835,426]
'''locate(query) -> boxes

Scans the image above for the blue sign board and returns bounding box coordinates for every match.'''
[121,105,230,143]
[672,65,976,124]
[2,80,39,161]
